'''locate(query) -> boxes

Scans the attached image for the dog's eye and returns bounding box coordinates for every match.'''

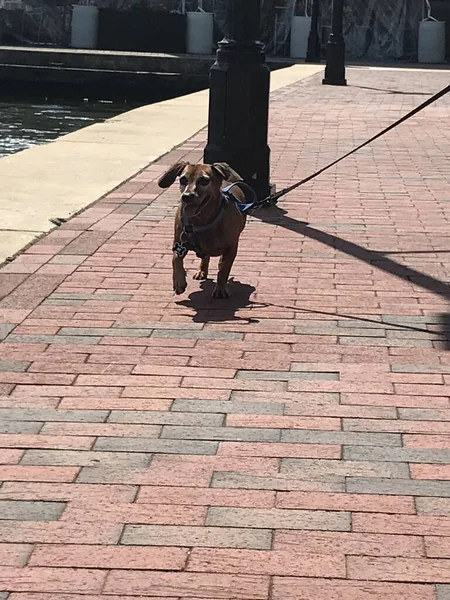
[179,177,188,186]
[197,177,210,186]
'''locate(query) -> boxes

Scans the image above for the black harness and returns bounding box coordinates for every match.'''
[173,181,257,260]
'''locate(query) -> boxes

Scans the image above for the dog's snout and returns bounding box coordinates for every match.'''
[182,191,196,203]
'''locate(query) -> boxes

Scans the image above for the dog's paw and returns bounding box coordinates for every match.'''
[212,286,230,299]
[193,270,208,281]
[173,278,187,295]
[174,285,187,295]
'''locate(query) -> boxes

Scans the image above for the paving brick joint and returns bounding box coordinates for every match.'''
[0,66,449,599]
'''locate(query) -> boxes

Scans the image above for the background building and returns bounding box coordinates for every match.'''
[0,0,446,63]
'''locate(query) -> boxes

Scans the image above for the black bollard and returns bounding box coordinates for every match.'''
[204,0,271,200]
[306,0,321,63]
[322,0,347,85]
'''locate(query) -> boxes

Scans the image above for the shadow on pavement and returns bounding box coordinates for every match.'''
[439,313,450,351]
[176,278,258,324]
[351,85,434,96]
[176,205,449,343]
[254,204,450,302]
[251,204,450,344]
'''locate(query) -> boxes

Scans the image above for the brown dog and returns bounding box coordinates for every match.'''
[158,161,250,299]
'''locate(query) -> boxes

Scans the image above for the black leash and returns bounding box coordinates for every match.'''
[255,81,450,210]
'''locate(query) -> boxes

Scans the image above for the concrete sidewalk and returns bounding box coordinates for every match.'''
[0,66,449,599]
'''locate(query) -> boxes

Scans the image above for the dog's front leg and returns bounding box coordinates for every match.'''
[173,253,187,295]
[213,245,238,299]
[193,256,210,281]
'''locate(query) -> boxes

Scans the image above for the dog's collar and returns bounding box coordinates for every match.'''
[173,181,256,259]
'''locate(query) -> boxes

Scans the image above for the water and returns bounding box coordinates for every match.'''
[0,98,138,158]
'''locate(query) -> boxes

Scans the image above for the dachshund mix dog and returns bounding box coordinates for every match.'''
[158,161,251,299]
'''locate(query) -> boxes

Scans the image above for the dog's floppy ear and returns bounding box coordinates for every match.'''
[158,162,188,188]
[212,162,242,183]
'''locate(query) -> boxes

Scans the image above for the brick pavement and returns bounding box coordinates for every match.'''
[0,66,449,599]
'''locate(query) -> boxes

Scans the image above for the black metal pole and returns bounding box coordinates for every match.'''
[305,0,321,63]
[322,0,347,85]
[204,0,271,200]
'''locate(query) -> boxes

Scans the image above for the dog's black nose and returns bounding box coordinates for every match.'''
[182,192,196,203]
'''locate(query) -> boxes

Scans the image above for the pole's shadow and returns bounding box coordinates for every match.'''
[252,203,450,348]
[254,204,450,301]
[351,85,434,96]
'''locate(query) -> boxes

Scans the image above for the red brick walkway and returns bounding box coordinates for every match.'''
[0,67,449,600]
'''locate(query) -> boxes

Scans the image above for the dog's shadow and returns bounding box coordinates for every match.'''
[175,278,258,323]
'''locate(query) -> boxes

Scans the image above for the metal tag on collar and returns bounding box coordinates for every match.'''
[173,242,188,259]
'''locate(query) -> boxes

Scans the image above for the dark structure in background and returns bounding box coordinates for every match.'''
[322,0,346,85]
[204,0,271,200]
[0,0,442,63]
[98,9,186,53]
[305,0,321,62]
[428,0,450,61]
